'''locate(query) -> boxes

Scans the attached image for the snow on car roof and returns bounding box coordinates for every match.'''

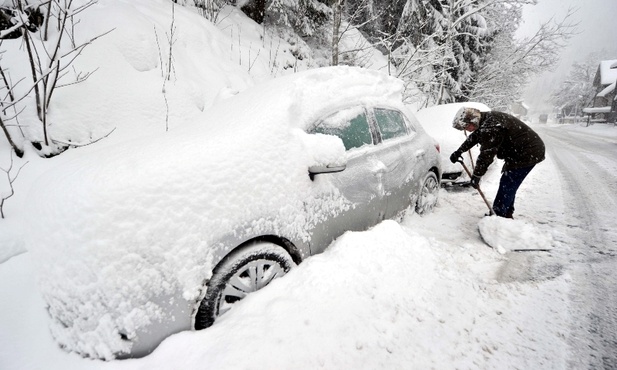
[197,65,405,132]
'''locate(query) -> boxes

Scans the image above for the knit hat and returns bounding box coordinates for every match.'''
[452,107,481,130]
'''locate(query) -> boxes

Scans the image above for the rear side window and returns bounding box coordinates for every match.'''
[374,108,408,140]
[310,107,373,151]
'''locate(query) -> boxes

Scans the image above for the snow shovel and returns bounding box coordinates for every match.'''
[458,160,494,216]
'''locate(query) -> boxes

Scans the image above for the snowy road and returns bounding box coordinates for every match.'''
[537,125,617,369]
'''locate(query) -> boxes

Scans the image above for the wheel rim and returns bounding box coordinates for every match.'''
[417,173,438,214]
[218,258,287,316]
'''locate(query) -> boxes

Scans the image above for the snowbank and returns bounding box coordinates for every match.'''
[0,215,572,369]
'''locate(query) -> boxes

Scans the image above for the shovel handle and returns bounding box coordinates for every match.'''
[458,160,494,216]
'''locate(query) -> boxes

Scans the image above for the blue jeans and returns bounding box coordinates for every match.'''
[492,165,535,218]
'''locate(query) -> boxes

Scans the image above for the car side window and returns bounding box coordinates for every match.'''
[310,107,373,151]
[374,108,409,141]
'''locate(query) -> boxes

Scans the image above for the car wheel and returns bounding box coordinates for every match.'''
[194,242,296,330]
[416,171,439,215]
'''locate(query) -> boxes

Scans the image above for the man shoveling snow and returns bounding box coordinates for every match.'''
[447,107,550,252]
[448,107,545,219]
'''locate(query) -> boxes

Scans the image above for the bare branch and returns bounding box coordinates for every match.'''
[0,151,29,218]
[51,127,116,147]
[56,66,98,88]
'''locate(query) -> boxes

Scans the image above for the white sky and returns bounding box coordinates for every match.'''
[517,0,617,112]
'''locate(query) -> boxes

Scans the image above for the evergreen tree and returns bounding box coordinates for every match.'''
[390,0,492,105]
[467,2,524,109]
[266,0,330,36]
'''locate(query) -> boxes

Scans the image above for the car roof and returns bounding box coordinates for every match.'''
[196,66,407,134]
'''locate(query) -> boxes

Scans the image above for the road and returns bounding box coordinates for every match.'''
[536,125,617,369]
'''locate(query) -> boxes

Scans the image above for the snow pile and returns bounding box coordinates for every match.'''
[478,216,554,253]
[104,220,569,369]
[179,220,442,369]
[0,0,255,149]
[0,217,572,369]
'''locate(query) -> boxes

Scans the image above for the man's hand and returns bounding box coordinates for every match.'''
[449,150,462,163]
[469,175,480,189]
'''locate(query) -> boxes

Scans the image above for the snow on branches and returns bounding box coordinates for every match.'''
[0,0,111,157]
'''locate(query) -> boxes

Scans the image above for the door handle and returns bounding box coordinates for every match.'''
[369,159,387,176]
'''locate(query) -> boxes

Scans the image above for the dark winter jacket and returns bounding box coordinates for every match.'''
[456,111,545,177]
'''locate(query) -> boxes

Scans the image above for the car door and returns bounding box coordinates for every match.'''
[371,107,424,218]
[307,106,387,254]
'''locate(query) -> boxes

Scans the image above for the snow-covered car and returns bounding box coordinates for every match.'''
[25,66,441,359]
[414,102,490,183]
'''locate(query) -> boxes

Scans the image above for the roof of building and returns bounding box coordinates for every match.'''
[598,81,616,97]
[599,59,617,85]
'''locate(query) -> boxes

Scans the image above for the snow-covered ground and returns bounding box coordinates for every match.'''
[1,1,617,369]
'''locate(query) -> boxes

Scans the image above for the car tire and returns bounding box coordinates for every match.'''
[194,242,296,330]
[416,171,439,215]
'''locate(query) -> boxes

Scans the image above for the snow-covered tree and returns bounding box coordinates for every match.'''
[330,0,383,66]
[550,52,599,116]
[0,0,109,157]
[236,0,330,36]
[192,0,227,23]
[465,1,526,110]
[384,0,494,105]
[345,0,406,40]
[469,5,577,110]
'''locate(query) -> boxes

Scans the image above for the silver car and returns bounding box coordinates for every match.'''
[26,67,441,359]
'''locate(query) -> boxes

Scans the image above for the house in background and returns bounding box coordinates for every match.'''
[583,59,617,123]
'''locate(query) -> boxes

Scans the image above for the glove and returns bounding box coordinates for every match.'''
[469,175,481,189]
[449,150,462,164]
